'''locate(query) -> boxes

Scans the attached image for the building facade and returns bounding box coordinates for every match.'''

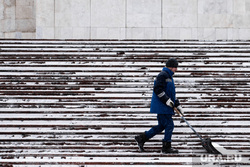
[1,0,250,40]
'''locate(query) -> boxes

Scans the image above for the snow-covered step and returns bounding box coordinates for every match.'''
[0,39,249,166]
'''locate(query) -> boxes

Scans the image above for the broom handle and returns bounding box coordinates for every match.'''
[174,107,203,141]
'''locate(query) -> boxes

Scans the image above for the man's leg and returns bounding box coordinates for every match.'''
[159,114,178,153]
[135,114,164,152]
[145,114,165,139]
[162,114,174,142]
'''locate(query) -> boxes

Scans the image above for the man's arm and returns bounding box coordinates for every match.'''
[153,72,173,107]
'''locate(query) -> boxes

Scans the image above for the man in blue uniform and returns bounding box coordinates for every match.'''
[135,58,183,153]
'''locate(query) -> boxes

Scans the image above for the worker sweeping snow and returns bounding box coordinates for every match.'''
[135,58,222,155]
[135,58,183,153]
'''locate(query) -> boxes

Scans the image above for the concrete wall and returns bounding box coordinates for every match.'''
[0,0,36,38]
[2,0,250,40]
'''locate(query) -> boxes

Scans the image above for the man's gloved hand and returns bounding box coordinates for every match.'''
[177,105,185,123]
[177,105,184,115]
[166,98,174,108]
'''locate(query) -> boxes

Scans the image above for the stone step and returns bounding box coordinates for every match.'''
[0,39,249,166]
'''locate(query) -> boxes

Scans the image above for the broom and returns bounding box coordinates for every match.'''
[174,107,223,154]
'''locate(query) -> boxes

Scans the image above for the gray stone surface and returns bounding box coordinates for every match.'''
[2,0,250,39]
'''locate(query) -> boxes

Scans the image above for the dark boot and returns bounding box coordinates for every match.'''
[135,133,149,152]
[162,141,178,154]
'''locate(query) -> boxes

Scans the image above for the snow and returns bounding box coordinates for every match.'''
[0,39,249,166]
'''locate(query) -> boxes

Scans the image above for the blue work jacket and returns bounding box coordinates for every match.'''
[150,67,176,115]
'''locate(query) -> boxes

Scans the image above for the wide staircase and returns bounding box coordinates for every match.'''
[0,39,249,167]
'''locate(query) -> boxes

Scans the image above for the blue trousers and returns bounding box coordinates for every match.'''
[145,114,174,142]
